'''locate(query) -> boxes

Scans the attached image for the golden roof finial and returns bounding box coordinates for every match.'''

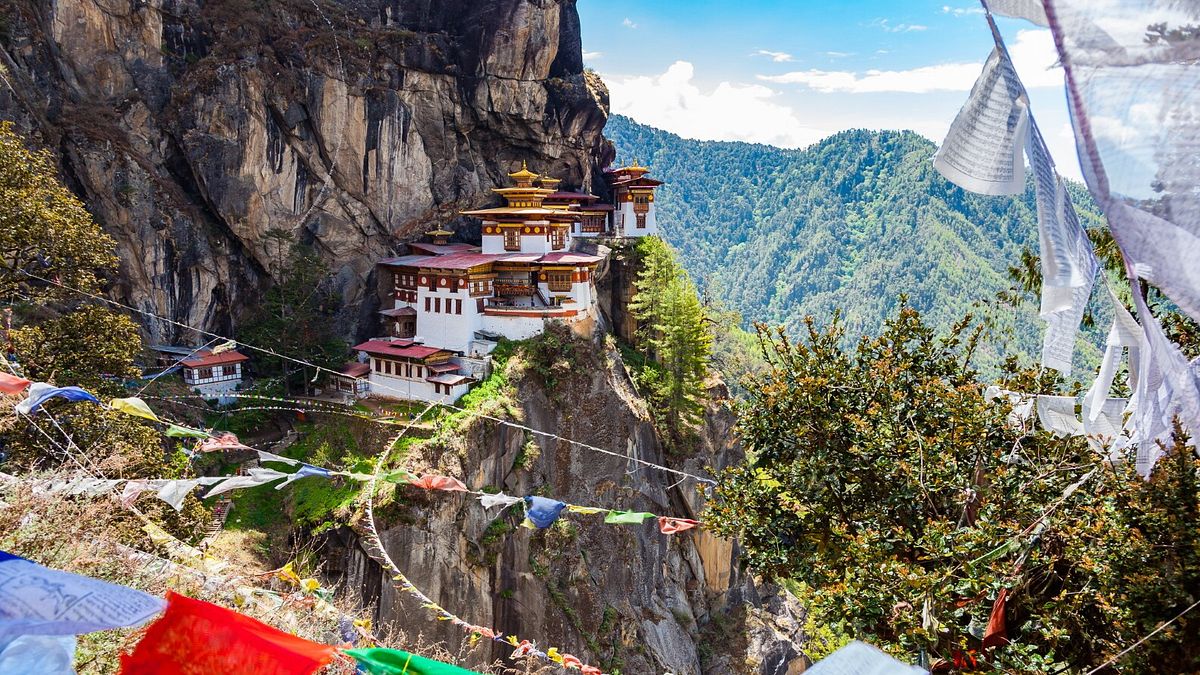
[508,160,539,182]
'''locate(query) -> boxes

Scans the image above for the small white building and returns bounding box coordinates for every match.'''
[180,350,249,403]
[352,339,474,403]
[604,162,662,237]
[330,362,371,401]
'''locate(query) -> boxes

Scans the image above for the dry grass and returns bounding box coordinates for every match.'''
[0,484,553,674]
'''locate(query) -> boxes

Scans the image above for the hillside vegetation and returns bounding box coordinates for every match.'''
[604,115,1106,371]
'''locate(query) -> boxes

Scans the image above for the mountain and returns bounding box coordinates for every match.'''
[1,0,610,343]
[604,114,1105,370]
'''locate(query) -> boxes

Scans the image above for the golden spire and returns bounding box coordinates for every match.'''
[508,160,539,183]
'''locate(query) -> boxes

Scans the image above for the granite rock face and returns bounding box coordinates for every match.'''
[329,337,806,674]
[0,0,612,341]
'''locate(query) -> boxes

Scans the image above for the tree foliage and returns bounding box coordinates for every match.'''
[0,123,208,539]
[628,236,712,434]
[0,121,117,301]
[604,115,1109,374]
[706,302,1200,672]
[238,235,345,392]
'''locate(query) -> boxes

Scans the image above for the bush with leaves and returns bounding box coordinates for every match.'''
[705,301,1200,672]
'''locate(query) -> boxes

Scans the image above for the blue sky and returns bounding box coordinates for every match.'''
[579,0,1083,180]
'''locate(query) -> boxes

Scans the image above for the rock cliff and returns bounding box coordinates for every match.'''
[324,329,805,674]
[0,0,612,341]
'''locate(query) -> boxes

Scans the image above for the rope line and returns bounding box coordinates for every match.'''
[17,269,714,485]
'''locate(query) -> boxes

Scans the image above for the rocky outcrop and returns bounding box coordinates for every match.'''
[325,334,805,674]
[0,0,612,341]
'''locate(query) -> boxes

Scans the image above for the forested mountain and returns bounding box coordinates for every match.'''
[605,114,1105,370]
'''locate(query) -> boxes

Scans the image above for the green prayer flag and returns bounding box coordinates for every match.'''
[603,510,655,525]
[164,424,209,439]
[345,648,484,675]
[380,469,414,484]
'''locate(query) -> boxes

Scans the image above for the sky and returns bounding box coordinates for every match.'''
[578,0,1084,181]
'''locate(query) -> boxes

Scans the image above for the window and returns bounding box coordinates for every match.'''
[196,367,213,379]
[547,271,572,292]
[435,297,441,313]
[455,299,462,314]
[551,228,566,249]
[425,296,431,312]
[504,228,520,251]
[372,358,380,373]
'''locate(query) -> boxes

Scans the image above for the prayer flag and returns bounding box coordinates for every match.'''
[806,640,925,674]
[345,647,485,675]
[478,493,522,510]
[981,589,1009,650]
[275,464,333,489]
[110,397,161,422]
[0,550,164,641]
[565,504,606,516]
[203,468,289,498]
[0,634,76,674]
[408,474,468,492]
[657,517,699,534]
[603,511,655,525]
[119,591,336,674]
[14,383,99,415]
[211,340,238,354]
[198,432,253,453]
[0,372,30,395]
[164,424,208,439]
[523,496,566,529]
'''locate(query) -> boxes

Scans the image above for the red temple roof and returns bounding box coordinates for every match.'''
[378,307,417,317]
[181,350,249,368]
[407,242,477,256]
[544,191,598,203]
[352,340,452,360]
[338,362,371,378]
[538,252,605,264]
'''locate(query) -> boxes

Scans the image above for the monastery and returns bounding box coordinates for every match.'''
[350,162,662,404]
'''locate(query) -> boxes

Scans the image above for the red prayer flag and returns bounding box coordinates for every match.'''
[657,517,699,534]
[981,588,1009,649]
[0,372,30,395]
[119,591,337,675]
[408,474,468,492]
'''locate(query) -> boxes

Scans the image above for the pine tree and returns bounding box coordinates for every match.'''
[629,236,713,433]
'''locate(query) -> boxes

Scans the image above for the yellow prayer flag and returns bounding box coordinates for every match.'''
[111,397,161,422]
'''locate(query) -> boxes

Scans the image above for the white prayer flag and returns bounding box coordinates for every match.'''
[934,47,1029,196]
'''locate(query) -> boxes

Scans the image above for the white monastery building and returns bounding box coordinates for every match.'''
[180,349,249,403]
[357,161,662,403]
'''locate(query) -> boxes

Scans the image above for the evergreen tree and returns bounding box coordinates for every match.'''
[629,236,712,433]
[238,238,345,393]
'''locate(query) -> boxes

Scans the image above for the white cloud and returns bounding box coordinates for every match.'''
[622,17,638,29]
[759,29,1062,94]
[759,62,982,93]
[871,19,928,33]
[942,5,985,16]
[1006,29,1063,88]
[823,51,854,58]
[604,61,826,148]
[582,51,603,61]
[754,49,794,62]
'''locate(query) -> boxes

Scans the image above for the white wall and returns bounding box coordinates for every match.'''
[368,372,467,404]
[415,286,481,353]
[480,313,547,341]
[616,201,657,237]
[480,220,559,255]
